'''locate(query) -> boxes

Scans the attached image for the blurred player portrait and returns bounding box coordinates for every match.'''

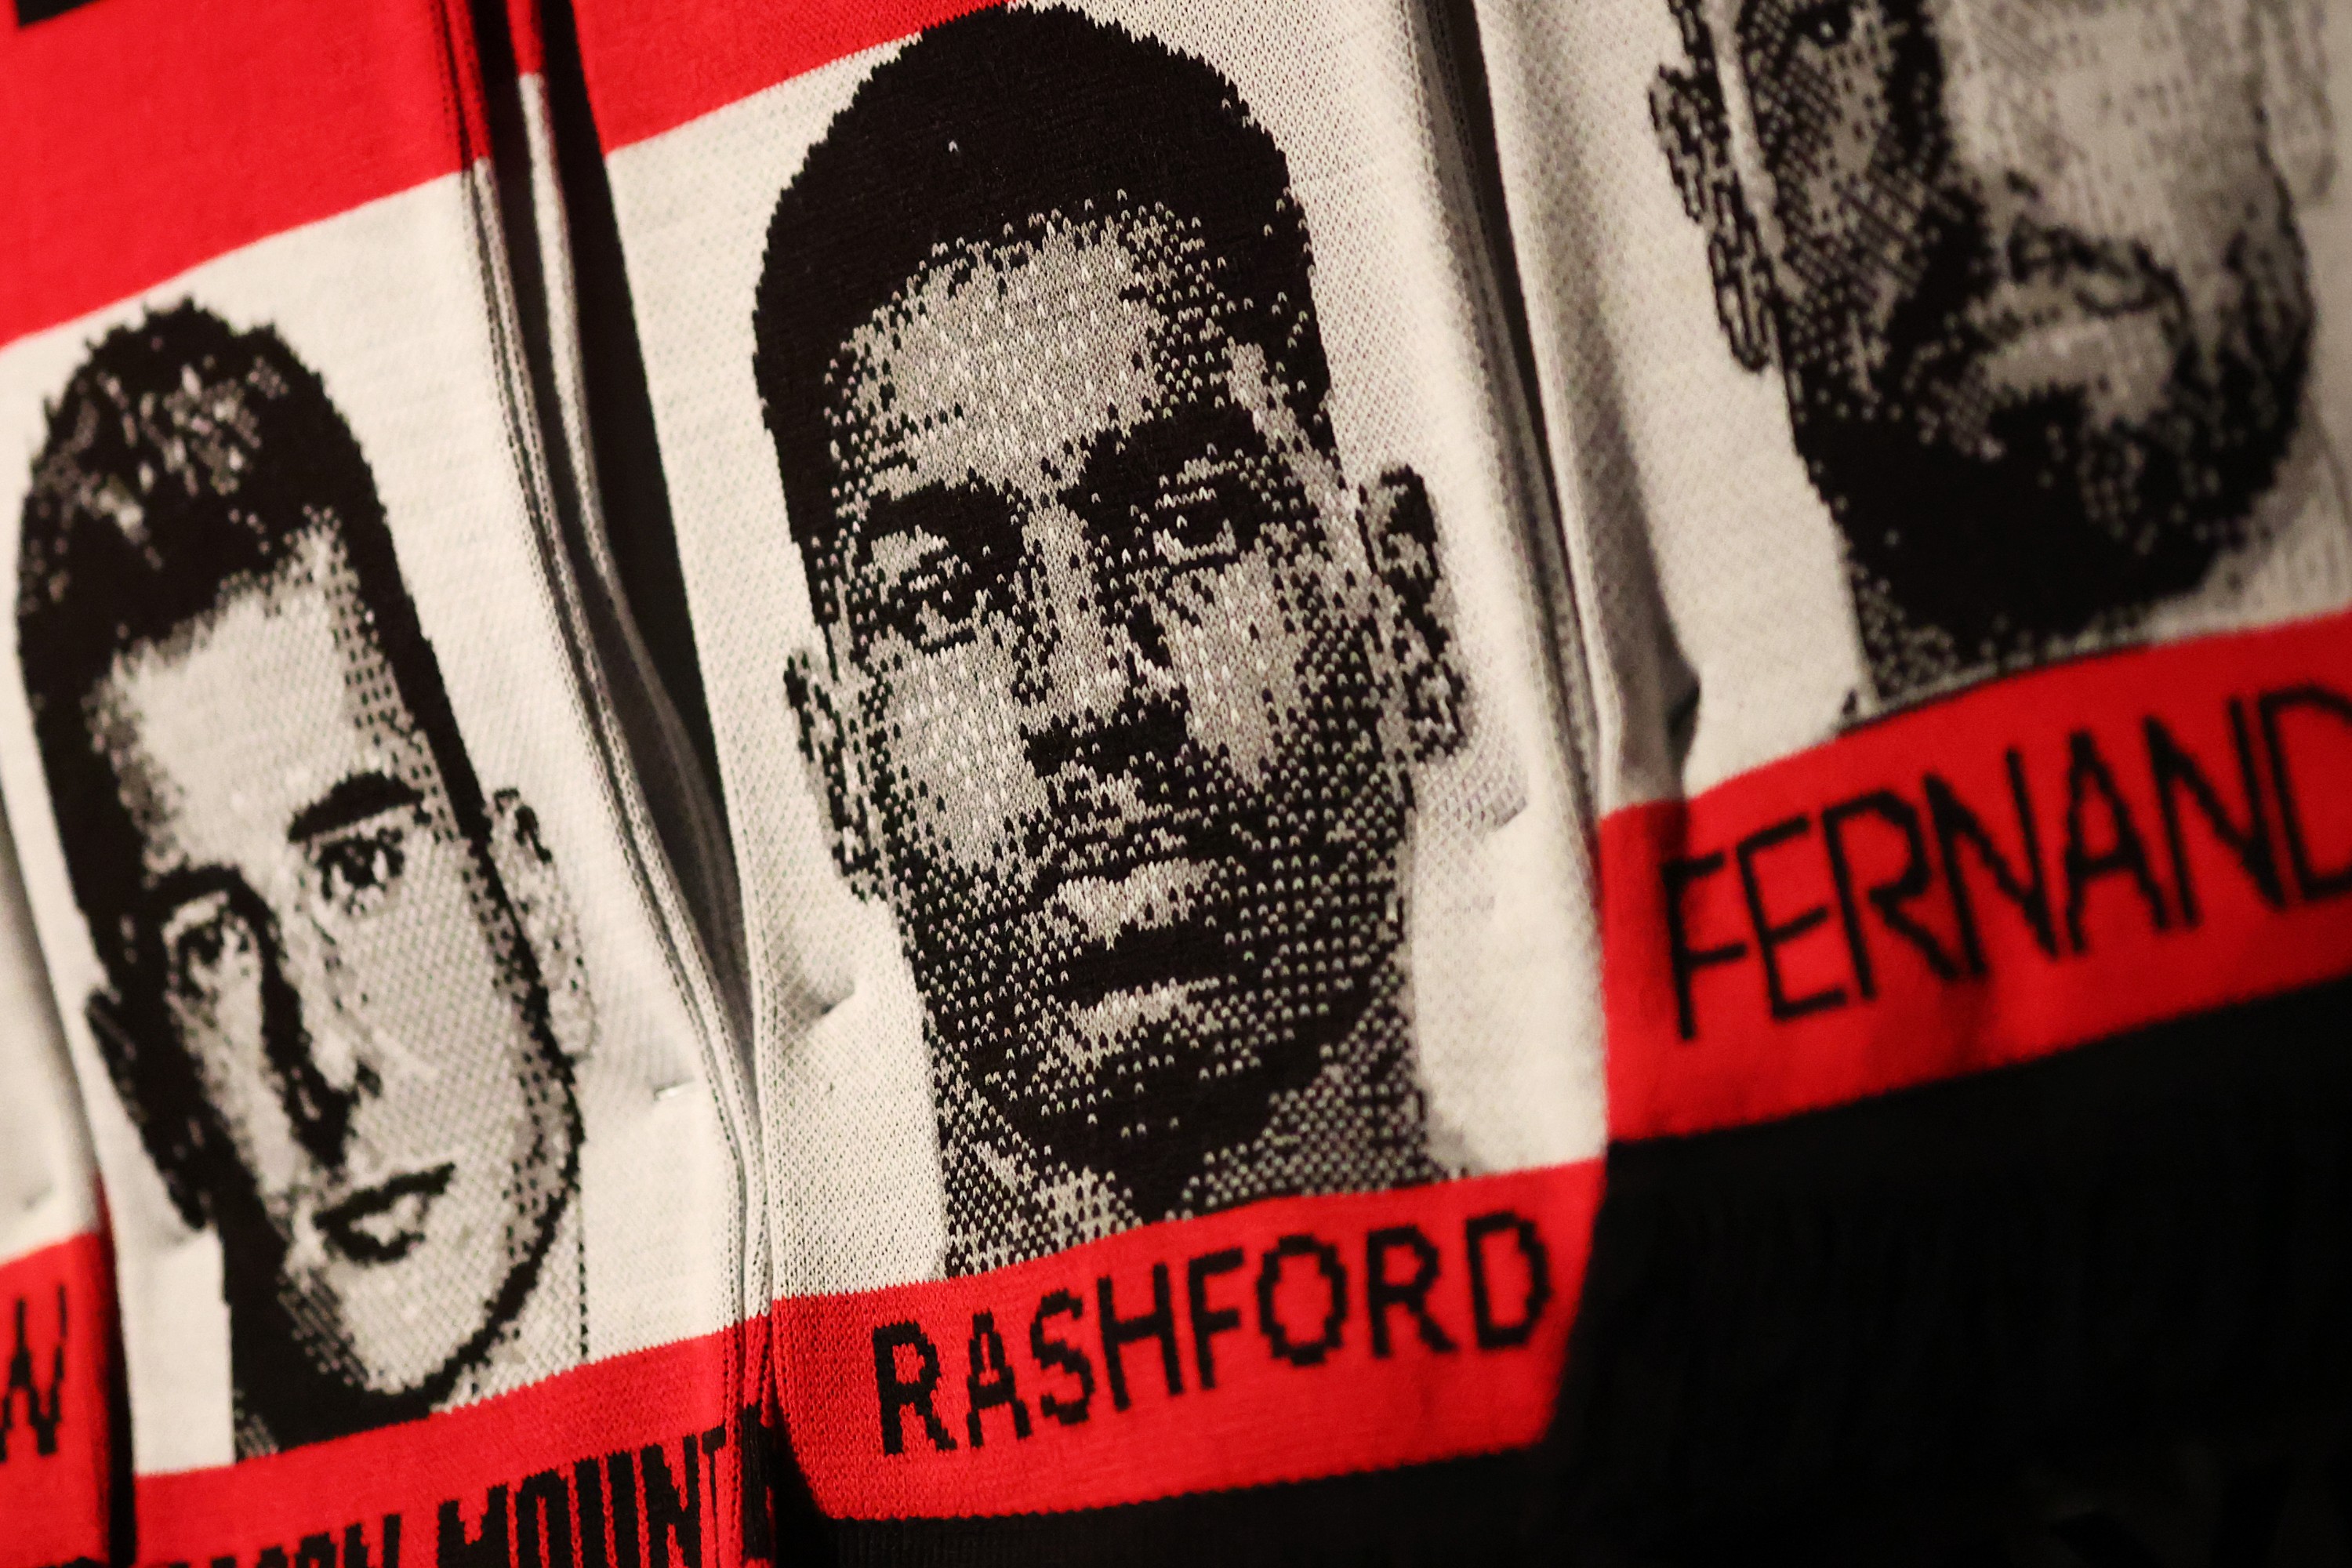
[757,7,1472,1274]
[17,303,589,1454]
[1653,0,2343,705]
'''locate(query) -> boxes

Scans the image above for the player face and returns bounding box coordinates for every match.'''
[1715,0,2311,641]
[823,212,1414,1211]
[94,526,573,1399]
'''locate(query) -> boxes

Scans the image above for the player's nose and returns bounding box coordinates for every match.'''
[272,928,387,1165]
[1921,0,2085,217]
[270,1016,369,1172]
[1020,503,1170,730]
[304,1020,383,1103]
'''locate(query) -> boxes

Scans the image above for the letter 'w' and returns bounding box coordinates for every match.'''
[0,1287,66,1461]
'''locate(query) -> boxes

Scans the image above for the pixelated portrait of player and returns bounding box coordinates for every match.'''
[1653,0,2344,707]
[16,304,591,1455]
[756,7,1473,1276]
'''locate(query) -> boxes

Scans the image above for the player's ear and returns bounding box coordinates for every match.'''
[1652,64,1777,372]
[85,987,208,1232]
[485,789,596,1063]
[784,647,883,901]
[1363,466,1468,764]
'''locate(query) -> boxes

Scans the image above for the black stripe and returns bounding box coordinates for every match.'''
[818,1448,1555,1568]
[13,0,100,25]
[1549,971,2352,1557]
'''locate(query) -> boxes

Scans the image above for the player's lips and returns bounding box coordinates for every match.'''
[317,1163,454,1265]
[1055,915,1225,1010]
[1897,262,2174,423]
[1969,264,2161,339]
[1033,826,1235,1006]
[1924,262,2165,365]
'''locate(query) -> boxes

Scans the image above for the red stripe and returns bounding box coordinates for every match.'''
[570,0,1001,151]
[0,1230,116,1568]
[776,1163,1599,1519]
[0,0,481,350]
[505,0,546,78]
[1602,608,2352,1141]
[135,1321,766,1565]
[129,1167,1595,1552]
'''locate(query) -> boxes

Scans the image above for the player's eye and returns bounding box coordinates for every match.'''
[1149,482,1240,568]
[878,542,1001,651]
[315,823,407,916]
[1143,447,1278,570]
[1790,0,1854,49]
[857,489,1019,653]
[159,891,256,1002]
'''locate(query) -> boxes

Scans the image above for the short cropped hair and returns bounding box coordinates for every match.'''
[753,4,1335,619]
[17,304,495,1175]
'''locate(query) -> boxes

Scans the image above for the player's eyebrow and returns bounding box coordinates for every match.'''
[860,481,1022,557]
[288,771,421,844]
[1071,402,1266,506]
[145,862,251,928]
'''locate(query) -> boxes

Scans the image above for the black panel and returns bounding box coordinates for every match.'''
[824,1450,1559,1568]
[1552,974,2352,1561]
[15,0,103,25]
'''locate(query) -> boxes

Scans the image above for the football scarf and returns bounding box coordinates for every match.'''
[1472,0,2352,1546]
[562,0,1607,1555]
[0,0,763,1559]
[0,818,120,1568]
